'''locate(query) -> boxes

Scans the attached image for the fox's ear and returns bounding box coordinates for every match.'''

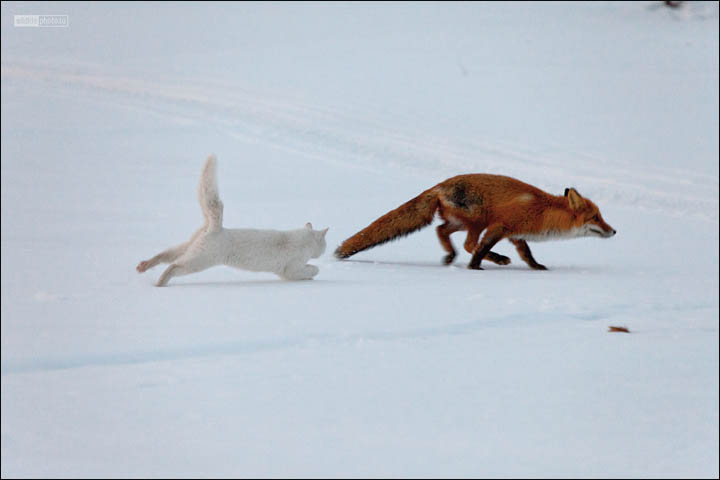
[566,188,586,211]
[305,222,313,229]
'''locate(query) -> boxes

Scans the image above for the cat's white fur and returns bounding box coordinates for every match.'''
[137,155,328,286]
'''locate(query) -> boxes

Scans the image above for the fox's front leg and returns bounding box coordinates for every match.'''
[137,228,205,273]
[509,239,547,270]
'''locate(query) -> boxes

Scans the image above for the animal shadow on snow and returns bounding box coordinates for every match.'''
[167,278,337,288]
[344,258,609,273]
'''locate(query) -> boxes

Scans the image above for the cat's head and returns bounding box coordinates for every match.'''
[305,222,328,258]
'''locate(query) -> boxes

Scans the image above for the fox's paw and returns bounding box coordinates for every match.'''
[442,253,456,265]
[488,253,511,265]
[136,261,150,273]
[530,263,548,270]
[467,263,484,270]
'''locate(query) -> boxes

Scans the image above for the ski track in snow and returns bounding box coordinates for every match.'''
[2,62,717,222]
[3,298,715,375]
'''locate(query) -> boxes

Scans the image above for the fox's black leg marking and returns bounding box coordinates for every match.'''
[485,251,511,265]
[462,228,509,265]
[510,239,547,270]
[469,225,505,270]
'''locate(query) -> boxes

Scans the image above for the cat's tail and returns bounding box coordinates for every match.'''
[198,154,223,232]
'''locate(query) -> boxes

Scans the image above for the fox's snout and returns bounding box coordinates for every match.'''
[587,221,616,238]
[600,225,616,238]
[603,222,617,237]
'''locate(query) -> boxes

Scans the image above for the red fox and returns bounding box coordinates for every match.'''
[335,174,616,270]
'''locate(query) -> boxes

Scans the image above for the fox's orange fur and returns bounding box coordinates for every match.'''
[335,174,616,270]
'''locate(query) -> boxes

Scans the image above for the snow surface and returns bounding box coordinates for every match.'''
[1,1,718,478]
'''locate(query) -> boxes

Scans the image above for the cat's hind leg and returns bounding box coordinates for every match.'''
[138,247,182,273]
[279,263,319,281]
[156,264,181,286]
[155,256,216,287]
[137,227,205,273]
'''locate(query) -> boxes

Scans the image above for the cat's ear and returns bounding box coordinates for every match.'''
[305,222,313,229]
[320,227,329,237]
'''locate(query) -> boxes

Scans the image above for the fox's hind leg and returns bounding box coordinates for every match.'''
[463,228,511,266]
[463,227,481,254]
[437,221,462,265]
[485,251,511,265]
[509,239,547,270]
[468,224,506,270]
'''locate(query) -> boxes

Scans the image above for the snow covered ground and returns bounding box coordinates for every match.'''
[1,1,718,477]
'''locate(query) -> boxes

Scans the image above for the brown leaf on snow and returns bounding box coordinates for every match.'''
[608,326,631,333]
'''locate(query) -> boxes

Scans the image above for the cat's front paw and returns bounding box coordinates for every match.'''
[281,264,319,280]
[301,265,319,280]
[136,260,150,273]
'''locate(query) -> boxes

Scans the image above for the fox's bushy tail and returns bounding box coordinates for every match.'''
[198,154,224,232]
[335,189,439,259]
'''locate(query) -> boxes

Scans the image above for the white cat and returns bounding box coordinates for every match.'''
[137,155,328,286]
